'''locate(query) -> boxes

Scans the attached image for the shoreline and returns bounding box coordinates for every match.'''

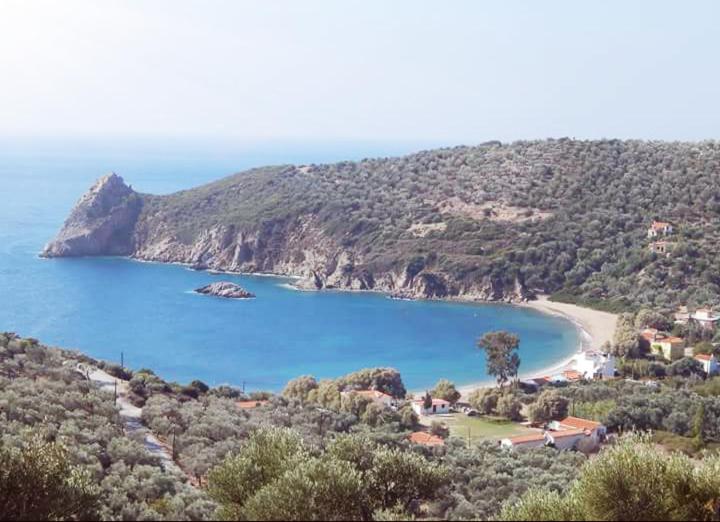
[456,295,618,398]
[43,254,619,396]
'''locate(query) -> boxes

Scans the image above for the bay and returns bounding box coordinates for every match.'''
[0,137,579,391]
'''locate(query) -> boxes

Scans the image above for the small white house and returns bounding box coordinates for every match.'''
[691,309,720,330]
[694,354,720,376]
[411,398,450,416]
[548,416,607,442]
[341,389,399,409]
[501,428,591,450]
[574,351,615,380]
[647,221,673,238]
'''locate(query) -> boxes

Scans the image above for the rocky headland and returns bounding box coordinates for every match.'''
[43,140,720,309]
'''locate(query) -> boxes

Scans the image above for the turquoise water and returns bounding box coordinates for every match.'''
[0,138,579,391]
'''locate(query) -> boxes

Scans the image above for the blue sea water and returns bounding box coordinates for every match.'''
[0,137,579,391]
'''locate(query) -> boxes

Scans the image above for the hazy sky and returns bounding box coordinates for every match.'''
[1,0,718,143]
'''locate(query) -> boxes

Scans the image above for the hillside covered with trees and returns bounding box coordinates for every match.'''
[44,139,720,310]
[8,331,720,520]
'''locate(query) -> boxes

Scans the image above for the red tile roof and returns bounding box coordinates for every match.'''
[660,336,684,344]
[562,370,583,381]
[236,400,268,409]
[408,431,445,446]
[353,390,394,400]
[557,416,601,431]
[506,432,546,444]
[651,221,672,230]
[695,354,714,361]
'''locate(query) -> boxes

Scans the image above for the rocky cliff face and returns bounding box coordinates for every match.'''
[42,173,142,257]
[43,173,532,302]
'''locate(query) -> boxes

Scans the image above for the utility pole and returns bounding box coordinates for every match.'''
[172,425,177,461]
[242,381,246,394]
[121,351,124,370]
[113,380,117,405]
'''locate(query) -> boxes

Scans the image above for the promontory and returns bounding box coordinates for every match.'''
[42,140,720,309]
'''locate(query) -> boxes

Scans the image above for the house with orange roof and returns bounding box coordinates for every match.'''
[647,220,673,238]
[562,370,583,382]
[654,336,685,361]
[236,400,269,409]
[640,329,684,361]
[549,416,607,442]
[694,353,719,375]
[408,431,445,447]
[501,428,592,450]
[641,328,662,343]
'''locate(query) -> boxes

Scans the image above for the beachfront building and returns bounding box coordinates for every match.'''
[694,354,720,376]
[341,389,399,409]
[655,337,685,361]
[641,329,685,361]
[408,431,445,447]
[412,397,450,416]
[574,350,615,380]
[647,220,673,238]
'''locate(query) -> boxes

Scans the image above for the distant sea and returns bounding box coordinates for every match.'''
[0,137,579,391]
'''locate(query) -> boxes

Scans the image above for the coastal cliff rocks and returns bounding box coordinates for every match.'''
[44,173,533,303]
[195,282,255,299]
[42,173,142,257]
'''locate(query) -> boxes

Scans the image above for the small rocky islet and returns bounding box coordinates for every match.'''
[195,281,255,299]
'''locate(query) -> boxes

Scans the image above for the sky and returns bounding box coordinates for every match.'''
[1,0,719,144]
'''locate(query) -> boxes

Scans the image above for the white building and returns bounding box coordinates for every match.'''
[548,416,607,443]
[691,308,720,330]
[574,351,615,380]
[501,428,591,450]
[341,389,399,409]
[694,354,720,376]
[647,221,673,238]
[411,397,450,416]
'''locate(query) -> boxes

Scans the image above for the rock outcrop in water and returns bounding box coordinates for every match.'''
[195,282,255,299]
[42,173,142,257]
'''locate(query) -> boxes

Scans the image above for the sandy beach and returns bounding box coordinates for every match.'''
[457,296,618,398]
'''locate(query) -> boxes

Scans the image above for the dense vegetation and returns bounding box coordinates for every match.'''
[500,435,720,521]
[0,333,211,520]
[131,139,720,308]
[9,330,720,520]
